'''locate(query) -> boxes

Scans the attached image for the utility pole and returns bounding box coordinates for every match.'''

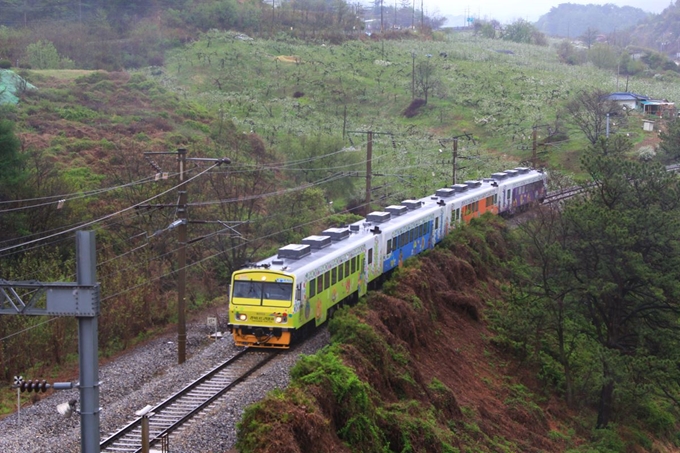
[347,130,393,215]
[532,127,538,168]
[0,231,100,453]
[142,149,230,365]
[380,0,384,32]
[366,131,373,214]
[606,113,610,138]
[452,138,458,185]
[440,133,475,186]
[177,148,188,364]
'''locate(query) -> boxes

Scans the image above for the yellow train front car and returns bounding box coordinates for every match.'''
[229,270,296,348]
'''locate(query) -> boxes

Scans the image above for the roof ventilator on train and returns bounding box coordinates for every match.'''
[402,200,423,210]
[277,243,311,260]
[302,235,332,250]
[322,227,350,241]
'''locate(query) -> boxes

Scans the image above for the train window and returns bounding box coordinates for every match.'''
[338,263,344,280]
[493,194,498,204]
[456,208,460,220]
[409,228,414,243]
[507,189,511,200]
[309,279,316,297]
[232,281,262,302]
[435,217,439,230]
[331,267,337,285]
[387,239,392,254]
[351,256,356,274]
[317,276,324,294]
[401,232,407,245]
[345,260,350,276]
[263,282,293,302]
[368,248,373,265]
[324,271,330,290]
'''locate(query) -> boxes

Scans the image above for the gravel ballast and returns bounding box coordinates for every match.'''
[0,312,329,453]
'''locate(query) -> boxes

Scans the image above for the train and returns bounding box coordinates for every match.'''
[227,167,547,348]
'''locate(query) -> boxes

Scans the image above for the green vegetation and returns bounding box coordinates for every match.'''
[2,1,680,450]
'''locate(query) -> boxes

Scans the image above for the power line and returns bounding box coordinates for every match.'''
[0,162,220,255]
[101,185,412,304]
[0,174,167,211]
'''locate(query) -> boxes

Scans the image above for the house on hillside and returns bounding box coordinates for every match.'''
[639,98,676,117]
[605,92,676,117]
[605,92,649,111]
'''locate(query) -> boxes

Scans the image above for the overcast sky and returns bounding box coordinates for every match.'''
[423,0,673,24]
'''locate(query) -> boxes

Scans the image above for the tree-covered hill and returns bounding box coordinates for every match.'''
[629,1,680,57]
[4,5,680,448]
[535,3,649,38]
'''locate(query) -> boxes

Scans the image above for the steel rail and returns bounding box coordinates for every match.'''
[100,349,276,453]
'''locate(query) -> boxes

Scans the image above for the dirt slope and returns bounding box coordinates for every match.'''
[237,218,589,452]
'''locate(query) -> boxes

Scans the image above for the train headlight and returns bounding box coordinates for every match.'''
[237,313,247,322]
[275,316,283,323]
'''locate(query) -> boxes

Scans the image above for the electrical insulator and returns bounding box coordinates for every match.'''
[37,380,50,392]
[31,381,41,392]
[20,380,32,393]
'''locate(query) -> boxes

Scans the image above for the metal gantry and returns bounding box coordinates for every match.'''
[0,231,101,453]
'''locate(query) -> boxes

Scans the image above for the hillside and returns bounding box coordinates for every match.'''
[235,218,675,452]
[629,2,680,56]
[535,3,649,38]
[3,26,680,452]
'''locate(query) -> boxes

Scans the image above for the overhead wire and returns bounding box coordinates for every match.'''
[0,145,459,342]
[94,170,355,282]
[0,162,222,255]
[0,316,60,342]
[0,173,168,212]
[0,137,436,339]
[101,185,413,304]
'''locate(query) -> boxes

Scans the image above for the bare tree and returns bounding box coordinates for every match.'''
[581,27,599,49]
[563,89,623,144]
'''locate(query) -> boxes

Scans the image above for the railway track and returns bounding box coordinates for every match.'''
[100,349,276,453]
[543,163,680,205]
[543,185,586,204]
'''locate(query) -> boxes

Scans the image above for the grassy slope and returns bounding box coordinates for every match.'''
[151,30,676,191]
[6,28,679,445]
[237,218,676,453]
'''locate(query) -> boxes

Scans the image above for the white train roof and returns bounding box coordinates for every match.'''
[240,168,545,278]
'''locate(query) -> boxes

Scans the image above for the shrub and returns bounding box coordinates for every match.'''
[26,40,60,69]
[637,145,656,161]
[0,59,11,69]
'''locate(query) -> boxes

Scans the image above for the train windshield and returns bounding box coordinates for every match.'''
[232,281,293,307]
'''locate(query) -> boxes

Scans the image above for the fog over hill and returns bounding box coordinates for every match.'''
[535,3,650,37]
[414,0,669,25]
